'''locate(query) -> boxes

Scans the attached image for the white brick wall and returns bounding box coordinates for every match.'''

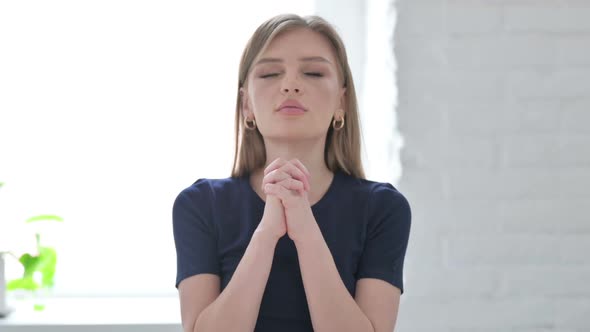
[394,0,590,330]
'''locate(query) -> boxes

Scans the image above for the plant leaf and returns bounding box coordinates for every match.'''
[26,215,64,223]
[7,277,39,291]
[19,253,40,278]
[36,246,57,288]
[9,247,58,291]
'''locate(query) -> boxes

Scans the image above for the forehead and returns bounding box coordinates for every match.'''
[260,28,337,62]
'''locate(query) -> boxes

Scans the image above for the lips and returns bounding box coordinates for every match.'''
[277,99,307,113]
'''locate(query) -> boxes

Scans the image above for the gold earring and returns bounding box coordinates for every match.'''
[332,116,344,130]
[244,117,256,130]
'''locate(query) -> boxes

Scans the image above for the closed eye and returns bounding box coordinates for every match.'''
[305,72,323,77]
[259,73,279,79]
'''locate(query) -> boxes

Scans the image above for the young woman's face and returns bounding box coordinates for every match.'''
[243,28,346,141]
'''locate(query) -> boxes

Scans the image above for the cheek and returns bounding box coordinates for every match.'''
[310,81,342,108]
[248,85,274,116]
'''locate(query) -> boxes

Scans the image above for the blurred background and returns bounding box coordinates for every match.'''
[1,0,589,331]
[396,0,590,331]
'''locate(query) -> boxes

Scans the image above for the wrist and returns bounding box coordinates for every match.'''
[252,226,281,246]
[291,222,322,248]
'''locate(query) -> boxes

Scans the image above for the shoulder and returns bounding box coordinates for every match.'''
[369,181,410,214]
[176,176,242,199]
[342,173,409,209]
[174,176,243,209]
[340,173,411,223]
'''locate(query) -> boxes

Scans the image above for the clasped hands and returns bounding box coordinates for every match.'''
[258,157,317,243]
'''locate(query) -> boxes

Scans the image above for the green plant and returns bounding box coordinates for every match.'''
[1,182,64,311]
[6,215,63,295]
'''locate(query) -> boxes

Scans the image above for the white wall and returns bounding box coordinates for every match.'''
[394,0,590,330]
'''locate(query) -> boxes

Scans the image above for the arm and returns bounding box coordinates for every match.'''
[179,228,279,332]
[260,160,381,331]
[175,175,288,332]
[355,278,401,332]
[263,160,410,332]
[294,222,375,332]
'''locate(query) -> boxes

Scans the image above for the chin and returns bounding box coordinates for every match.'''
[265,130,321,142]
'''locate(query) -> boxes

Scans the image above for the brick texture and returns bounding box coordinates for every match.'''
[394,0,590,330]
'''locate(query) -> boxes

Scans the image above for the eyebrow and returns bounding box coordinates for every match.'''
[255,56,332,66]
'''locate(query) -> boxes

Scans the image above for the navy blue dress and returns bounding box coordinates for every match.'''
[173,170,411,331]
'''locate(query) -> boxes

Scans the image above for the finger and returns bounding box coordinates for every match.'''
[264,158,286,176]
[263,183,291,201]
[289,159,311,179]
[278,162,309,192]
[264,179,303,196]
[276,177,305,195]
[261,169,291,190]
[288,159,311,191]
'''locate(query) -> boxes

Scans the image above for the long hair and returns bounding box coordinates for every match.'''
[231,14,365,179]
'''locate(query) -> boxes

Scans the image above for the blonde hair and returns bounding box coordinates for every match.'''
[231,14,365,179]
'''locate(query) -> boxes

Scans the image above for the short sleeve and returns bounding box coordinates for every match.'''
[173,180,220,288]
[356,183,412,294]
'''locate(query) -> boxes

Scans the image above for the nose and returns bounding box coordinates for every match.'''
[281,75,303,95]
[282,87,301,94]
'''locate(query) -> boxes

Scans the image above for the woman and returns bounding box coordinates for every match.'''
[173,14,411,332]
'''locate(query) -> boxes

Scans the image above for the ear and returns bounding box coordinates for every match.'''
[339,87,347,114]
[240,87,252,118]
